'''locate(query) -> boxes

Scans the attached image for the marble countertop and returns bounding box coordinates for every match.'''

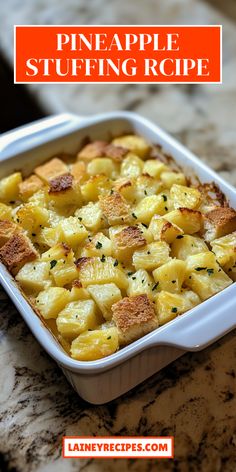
[0,0,236,471]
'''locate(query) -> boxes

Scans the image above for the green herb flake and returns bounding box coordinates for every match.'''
[96,241,102,249]
[50,260,57,269]
[152,282,159,291]
[176,235,184,239]
[162,194,167,202]
[113,259,118,267]
[127,271,134,277]
[207,268,214,275]
[78,217,82,221]
[132,276,136,280]
[195,267,207,272]
[132,212,137,219]
[107,336,112,340]
[172,280,176,284]
[142,223,148,228]
[101,254,106,262]
[171,307,178,313]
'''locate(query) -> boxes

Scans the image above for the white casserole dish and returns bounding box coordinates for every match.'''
[0,111,236,404]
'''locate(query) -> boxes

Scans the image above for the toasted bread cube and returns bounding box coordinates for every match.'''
[0,203,13,221]
[210,232,236,266]
[185,252,232,300]
[120,153,144,178]
[149,215,183,243]
[104,144,128,162]
[134,195,170,225]
[36,287,70,319]
[81,233,112,257]
[171,235,209,260]
[56,300,98,339]
[170,184,202,210]
[204,207,236,242]
[112,225,146,261]
[155,290,200,325]
[153,259,186,293]
[165,208,203,234]
[75,202,103,232]
[127,269,155,300]
[0,172,22,203]
[48,174,82,207]
[19,175,44,201]
[112,135,150,159]
[16,261,52,293]
[58,217,88,248]
[134,174,163,202]
[99,191,131,225]
[35,158,68,183]
[81,174,112,202]
[112,294,158,345]
[15,204,49,234]
[71,327,119,361]
[133,241,170,271]
[70,161,87,183]
[87,158,119,178]
[0,220,18,247]
[76,256,128,289]
[143,159,167,178]
[0,232,37,274]
[69,281,90,301]
[77,141,107,161]
[161,171,186,188]
[87,283,122,320]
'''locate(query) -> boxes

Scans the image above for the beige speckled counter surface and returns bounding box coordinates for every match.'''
[0,0,236,471]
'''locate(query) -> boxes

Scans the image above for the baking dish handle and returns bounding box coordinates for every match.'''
[0,113,87,158]
[148,284,236,351]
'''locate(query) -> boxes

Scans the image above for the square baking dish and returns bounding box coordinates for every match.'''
[0,111,236,404]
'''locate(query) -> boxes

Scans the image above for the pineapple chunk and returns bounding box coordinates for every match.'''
[58,217,88,248]
[210,232,236,266]
[112,135,150,159]
[112,294,158,345]
[134,174,163,202]
[133,241,170,271]
[35,227,60,248]
[48,174,82,208]
[0,172,22,203]
[34,157,68,183]
[81,232,112,257]
[50,257,78,287]
[161,171,186,188]
[87,158,119,178]
[36,287,70,319]
[56,300,98,339]
[135,194,171,225]
[0,203,12,221]
[15,204,49,234]
[71,327,119,361]
[41,242,72,262]
[113,177,135,202]
[155,290,200,325]
[143,159,167,178]
[165,208,203,234]
[28,189,48,208]
[76,256,128,289]
[171,235,209,260]
[153,259,186,293]
[149,215,183,243]
[185,252,232,300]
[75,202,103,232]
[69,281,90,301]
[16,261,52,293]
[127,269,154,299]
[120,153,144,178]
[19,175,44,201]
[87,283,122,320]
[223,258,236,281]
[170,184,202,210]
[81,175,111,202]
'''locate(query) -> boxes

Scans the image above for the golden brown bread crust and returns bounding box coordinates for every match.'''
[112,294,158,345]
[19,175,44,199]
[104,144,128,162]
[99,191,130,225]
[75,257,92,269]
[179,207,202,218]
[115,226,146,249]
[78,141,108,160]
[35,158,68,182]
[48,174,73,194]
[70,161,87,183]
[204,207,236,241]
[0,233,38,274]
[0,220,19,248]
